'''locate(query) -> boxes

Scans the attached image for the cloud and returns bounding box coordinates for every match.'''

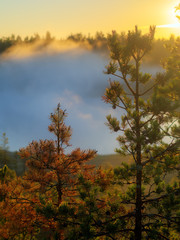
[56,89,82,109]
[78,112,92,120]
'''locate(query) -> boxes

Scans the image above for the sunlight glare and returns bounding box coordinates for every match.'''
[157,3,180,29]
[171,3,180,24]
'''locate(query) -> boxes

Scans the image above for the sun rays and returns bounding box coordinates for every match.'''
[157,22,180,28]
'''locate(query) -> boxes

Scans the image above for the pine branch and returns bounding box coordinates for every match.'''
[117,59,136,96]
[143,214,179,224]
[111,72,125,80]
[142,140,177,166]
[139,82,158,96]
[142,182,156,200]
[108,99,127,110]
[142,188,180,204]
[140,114,155,128]
[143,228,170,240]
[92,228,134,238]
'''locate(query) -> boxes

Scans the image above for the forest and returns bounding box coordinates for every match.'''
[0,30,177,65]
[0,25,180,240]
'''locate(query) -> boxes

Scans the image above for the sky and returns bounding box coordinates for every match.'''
[0,0,180,38]
[0,0,180,154]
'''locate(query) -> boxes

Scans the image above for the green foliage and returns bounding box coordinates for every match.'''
[61,172,130,240]
[0,165,16,183]
[103,26,180,239]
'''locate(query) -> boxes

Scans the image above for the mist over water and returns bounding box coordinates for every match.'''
[0,42,120,154]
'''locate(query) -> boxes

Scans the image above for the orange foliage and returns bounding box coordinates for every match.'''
[0,104,96,239]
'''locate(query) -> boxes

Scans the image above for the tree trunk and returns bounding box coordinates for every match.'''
[135,156,142,240]
[134,59,142,240]
[57,174,62,206]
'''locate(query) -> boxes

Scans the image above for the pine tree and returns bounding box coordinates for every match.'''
[19,104,96,239]
[0,133,10,167]
[103,26,180,239]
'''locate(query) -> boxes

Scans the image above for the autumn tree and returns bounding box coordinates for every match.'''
[0,175,42,239]
[18,103,96,239]
[103,26,180,239]
[0,165,39,239]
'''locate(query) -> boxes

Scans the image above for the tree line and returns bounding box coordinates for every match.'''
[0,31,178,66]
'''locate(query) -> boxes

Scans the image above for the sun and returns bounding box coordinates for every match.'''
[155,2,180,38]
[166,3,180,28]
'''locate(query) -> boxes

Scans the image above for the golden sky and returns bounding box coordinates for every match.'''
[0,0,180,38]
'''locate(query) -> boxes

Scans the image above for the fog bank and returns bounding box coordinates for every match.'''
[0,42,119,154]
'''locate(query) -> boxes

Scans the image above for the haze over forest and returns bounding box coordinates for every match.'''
[0,33,173,154]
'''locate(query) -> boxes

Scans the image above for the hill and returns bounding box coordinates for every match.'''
[89,154,132,168]
[0,151,177,185]
[1,151,131,175]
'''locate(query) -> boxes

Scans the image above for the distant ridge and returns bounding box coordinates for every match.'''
[90,154,132,168]
[1,151,131,175]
